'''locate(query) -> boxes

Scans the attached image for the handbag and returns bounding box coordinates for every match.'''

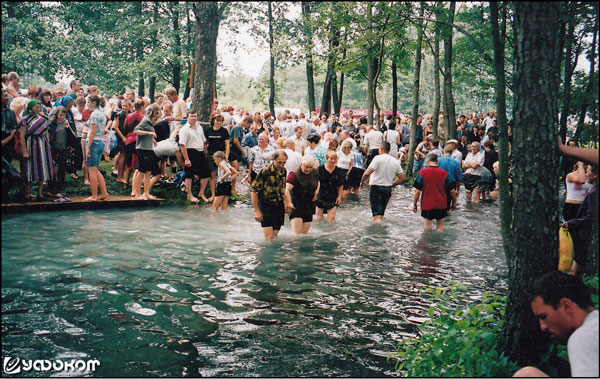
[558,227,574,272]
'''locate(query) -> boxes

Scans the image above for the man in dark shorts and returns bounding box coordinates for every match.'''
[413,153,452,231]
[360,142,406,222]
[179,110,210,203]
[250,150,288,240]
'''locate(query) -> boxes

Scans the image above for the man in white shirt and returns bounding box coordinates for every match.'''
[179,110,209,203]
[291,126,308,155]
[360,142,406,222]
[446,139,464,164]
[296,113,311,138]
[482,109,496,133]
[514,272,598,378]
[363,123,384,167]
[166,87,187,124]
[462,141,484,204]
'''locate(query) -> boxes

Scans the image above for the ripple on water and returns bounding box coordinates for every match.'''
[2,193,508,377]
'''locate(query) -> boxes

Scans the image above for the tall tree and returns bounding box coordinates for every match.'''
[191,2,229,124]
[183,2,193,101]
[301,2,316,113]
[170,2,182,93]
[267,1,276,116]
[502,1,562,368]
[406,4,425,175]
[442,2,456,140]
[574,3,599,144]
[431,2,442,140]
[490,2,511,263]
[134,2,145,97]
[148,1,159,103]
[559,3,581,141]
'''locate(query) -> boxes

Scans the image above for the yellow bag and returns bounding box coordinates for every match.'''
[558,227,574,272]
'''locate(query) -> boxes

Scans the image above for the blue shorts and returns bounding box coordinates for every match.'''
[87,140,104,167]
[369,185,392,217]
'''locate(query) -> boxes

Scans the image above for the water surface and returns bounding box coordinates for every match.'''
[2,187,508,377]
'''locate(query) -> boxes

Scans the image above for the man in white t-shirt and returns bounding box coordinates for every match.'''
[462,141,484,204]
[165,87,187,124]
[360,142,406,222]
[482,109,496,133]
[363,123,384,167]
[514,271,598,378]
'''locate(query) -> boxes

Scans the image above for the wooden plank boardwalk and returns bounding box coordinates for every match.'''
[1,195,162,214]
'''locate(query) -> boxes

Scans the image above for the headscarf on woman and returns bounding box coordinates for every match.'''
[25,99,40,116]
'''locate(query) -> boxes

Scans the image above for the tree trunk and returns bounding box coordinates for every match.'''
[192,2,221,125]
[442,2,456,140]
[432,14,441,141]
[367,56,375,126]
[321,37,337,116]
[134,2,145,97]
[490,2,511,263]
[268,1,276,116]
[574,4,598,143]
[301,2,316,113]
[366,4,374,126]
[559,3,577,142]
[337,71,345,114]
[332,71,339,116]
[183,2,193,101]
[502,2,562,368]
[171,2,182,93]
[149,77,156,103]
[392,62,398,119]
[406,5,425,175]
[337,39,347,114]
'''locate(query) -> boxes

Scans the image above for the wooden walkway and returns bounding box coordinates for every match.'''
[1,195,162,214]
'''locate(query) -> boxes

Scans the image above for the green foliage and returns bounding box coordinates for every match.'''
[584,274,599,309]
[388,284,519,377]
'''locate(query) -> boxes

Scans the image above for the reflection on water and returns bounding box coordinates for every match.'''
[2,187,507,377]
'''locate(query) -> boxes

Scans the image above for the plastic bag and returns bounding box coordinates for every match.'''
[558,227,574,272]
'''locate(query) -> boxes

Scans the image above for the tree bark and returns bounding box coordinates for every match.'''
[366,4,374,126]
[332,71,339,116]
[171,2,182,94]
[183,2,193,101]
[336,39,347,114]
[442,2,456,140]
[490,2,511,263]
[268,1,276,116]
[432,9,441,141]
[392,62,398,119]
[134,2,145,97]
[301,2,316,113]
[574,4,598,143]
[192,2,222,126]
[406,5,425,175]
[502,2,562,367]
[321,34,338,117]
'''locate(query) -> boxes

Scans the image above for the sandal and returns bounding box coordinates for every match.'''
[70,173,79,179]
[54,197,72,203]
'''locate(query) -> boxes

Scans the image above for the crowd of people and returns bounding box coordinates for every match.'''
[1,71,598,376]
[1,72,596,246]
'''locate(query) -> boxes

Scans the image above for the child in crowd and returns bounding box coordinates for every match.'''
[212,151,238,211]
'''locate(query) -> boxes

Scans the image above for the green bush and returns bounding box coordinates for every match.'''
[388,283,519,377]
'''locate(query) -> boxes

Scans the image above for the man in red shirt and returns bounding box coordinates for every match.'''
[413,152,452,231]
